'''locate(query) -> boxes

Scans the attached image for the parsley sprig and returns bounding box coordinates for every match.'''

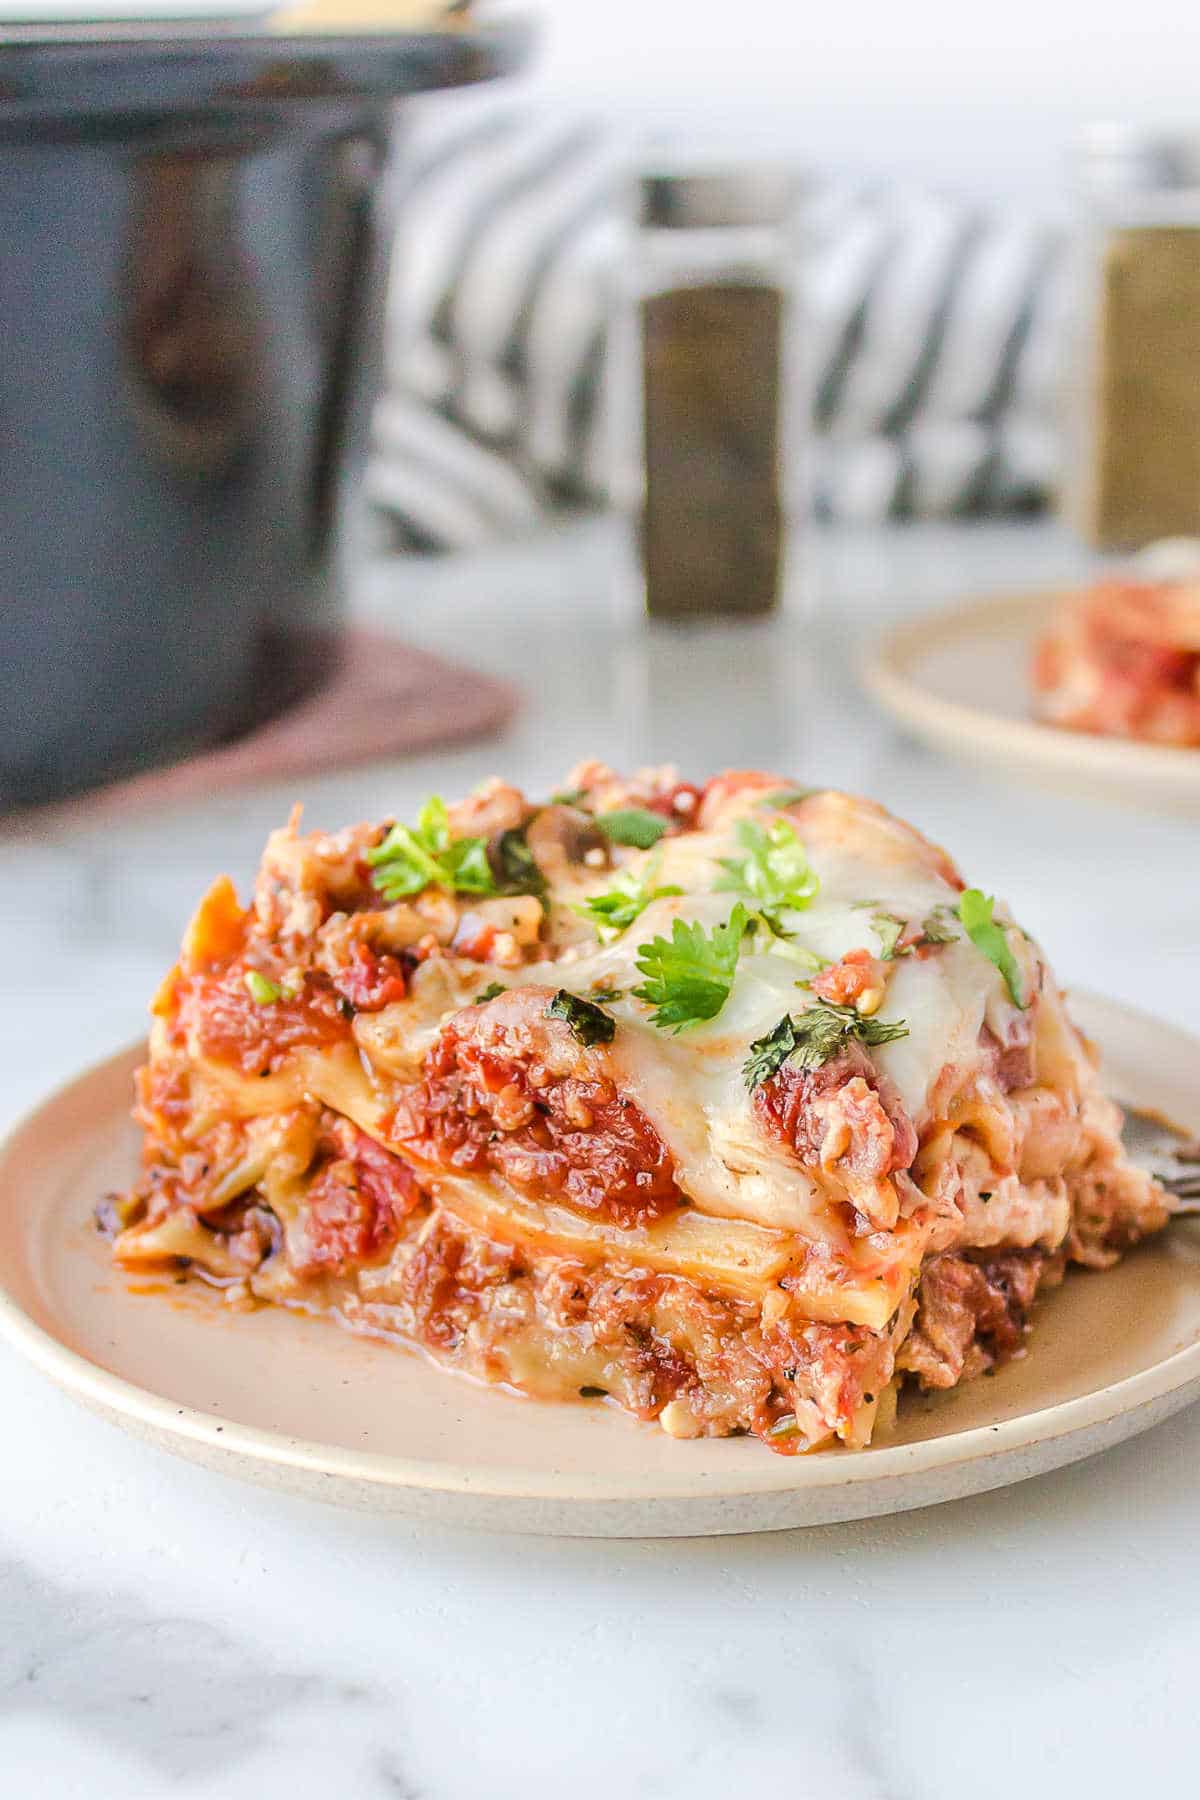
[493,827,546,898]
[716,818,819,915]
[871,905,959,961]
[546,989,616,1046]
[744,910,830,973]
[958,889,1027,1008]
[920,906,959,946]
[633,903,750,1033]
[595,807,670,850]
[576,849,682,941]
[742,1002,910,1090]
[472,981,507,1005]
[870,912,907,960]
[367,796,496,902]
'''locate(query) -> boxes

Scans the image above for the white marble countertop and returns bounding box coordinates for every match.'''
[3,519,1199,1796]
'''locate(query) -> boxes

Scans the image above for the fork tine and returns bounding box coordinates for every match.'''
[1164,1176,1200,1199]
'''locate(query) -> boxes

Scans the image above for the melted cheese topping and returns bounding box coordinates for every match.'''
[486,798,1043,1237]
[159,784,1057,1272]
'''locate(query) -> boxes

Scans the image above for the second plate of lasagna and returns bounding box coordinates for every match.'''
[1,766,1197,1535]
[864,570,1200,813]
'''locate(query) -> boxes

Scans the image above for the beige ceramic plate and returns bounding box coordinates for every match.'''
[2,993,1199,1538]
[863,592,1200,813]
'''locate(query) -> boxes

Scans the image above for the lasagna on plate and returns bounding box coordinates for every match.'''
[1032,575,1200,747]
[105,767,1169,1454]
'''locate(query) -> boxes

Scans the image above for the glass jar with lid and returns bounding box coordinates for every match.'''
[608,155,805,617]
[1068,125,1200,548]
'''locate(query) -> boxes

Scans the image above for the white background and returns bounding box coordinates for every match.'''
[521,0,1200,198]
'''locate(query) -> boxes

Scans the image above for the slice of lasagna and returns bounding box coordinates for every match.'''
[104,767,1169,1453]
[1032,575,1200,747]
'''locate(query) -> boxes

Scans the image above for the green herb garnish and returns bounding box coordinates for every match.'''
[473,981,507,1005]
[576,850,683,940]
[493,826,546,897]
[595,807,669,850]
[957,889,1026,1008]
[550,787,587,807]
[546,989,616,1046]
[716,817,819,914]
[633,903,750,1033]
[367,796,497,902]
[244,970,283,1005]
[790,946,831,974]
[873,905,959,959]
[742,1001,910,1090]
[919,906,959,946]
[746,909,830,973]
[742,1015,805,1089]
[761,787,818,809]
[870,912,907,960]
[588,985,624,1003]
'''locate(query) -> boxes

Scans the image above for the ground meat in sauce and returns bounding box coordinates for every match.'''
[289,1117,423,1278]
[754,1043,918,1195]
[898,1248,1060,1389]
[172,966,351,1074]
[330,942,411,1011]
[388,990,682,1229]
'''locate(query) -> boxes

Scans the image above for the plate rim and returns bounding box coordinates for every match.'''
[1,1000,1198,1509]
[862,589,1200,794]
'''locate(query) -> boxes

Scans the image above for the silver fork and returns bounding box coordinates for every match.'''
[1121,1105,1200,1212]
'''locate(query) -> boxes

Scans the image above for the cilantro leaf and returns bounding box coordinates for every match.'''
[760,787,819,809]
[746,909,830,971]
[472,981,507,1005]
[367,795,498,901]
[244,969,283,1005]
[633,903,750,1033]
[742,1015,803,1089]
[872,905,958,960]
[717,818,819,914]
[870,912,907,960]
[595,808,669,849]
[546,989,616,1046]
[577,850,683,940]
[550,787,587,806]
[957,889,1026,1008]
[789,946,831,974]
[493,826,546,897]
[919,906,959,946]
[742,1001,910,1090]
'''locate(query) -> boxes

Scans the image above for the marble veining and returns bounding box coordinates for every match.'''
[0,1556,379,1781]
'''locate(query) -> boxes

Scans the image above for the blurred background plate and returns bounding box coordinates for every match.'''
[863,590,1200,815]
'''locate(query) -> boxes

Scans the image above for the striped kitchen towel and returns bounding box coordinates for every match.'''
[372,102,1068,550]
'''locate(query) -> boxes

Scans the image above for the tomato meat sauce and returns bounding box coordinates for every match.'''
[172,965,352,1075]
[291,1117,423,1278]
[389,1002,683,1230]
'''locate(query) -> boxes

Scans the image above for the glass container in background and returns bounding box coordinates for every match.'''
[1068,125,1200,549]
[610,158,804,618]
